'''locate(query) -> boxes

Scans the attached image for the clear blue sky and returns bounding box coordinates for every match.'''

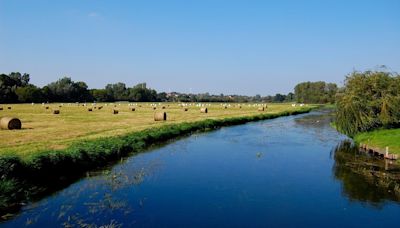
[1,0,399,95]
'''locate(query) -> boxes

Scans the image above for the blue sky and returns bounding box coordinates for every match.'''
[1,0,399,95]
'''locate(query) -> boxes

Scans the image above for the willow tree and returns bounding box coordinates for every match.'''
[336,70,400,136]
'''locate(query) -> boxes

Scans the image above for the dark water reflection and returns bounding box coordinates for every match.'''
[2,111,400,227]
[333,140,400,206]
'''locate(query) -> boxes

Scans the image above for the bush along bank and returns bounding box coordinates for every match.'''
[0,108,313,214]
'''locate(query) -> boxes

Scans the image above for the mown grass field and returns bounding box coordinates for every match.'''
[354,128,400,155]
[0,103,309,157]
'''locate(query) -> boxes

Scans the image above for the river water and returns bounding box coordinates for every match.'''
[2,111,400,227]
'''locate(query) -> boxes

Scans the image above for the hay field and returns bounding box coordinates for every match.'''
[0,102,308,156]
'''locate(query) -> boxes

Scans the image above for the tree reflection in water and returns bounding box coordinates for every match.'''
[332,140,400,206]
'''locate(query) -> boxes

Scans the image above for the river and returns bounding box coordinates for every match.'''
[2,111,400,227]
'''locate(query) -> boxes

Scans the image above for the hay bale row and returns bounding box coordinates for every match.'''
[0,117,22,130]
[154,112,167,121]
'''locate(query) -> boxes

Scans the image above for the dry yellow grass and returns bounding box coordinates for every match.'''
[0,102,310,156]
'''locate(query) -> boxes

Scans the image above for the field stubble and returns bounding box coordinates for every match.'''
[0,103,306,157]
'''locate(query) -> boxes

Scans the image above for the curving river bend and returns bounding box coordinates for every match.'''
[2,111,400,227]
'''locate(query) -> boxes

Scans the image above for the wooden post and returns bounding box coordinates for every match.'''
[385,147,389,158]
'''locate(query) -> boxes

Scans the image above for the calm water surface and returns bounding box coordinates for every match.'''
[2,112,400,227]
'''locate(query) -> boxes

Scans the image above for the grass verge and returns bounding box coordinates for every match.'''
[354,128,400,155]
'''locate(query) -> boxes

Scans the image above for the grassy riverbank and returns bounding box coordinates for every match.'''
[1,103,303,156]
[354,128,400,155]
[0,104,315,214]
[0,104,314,179]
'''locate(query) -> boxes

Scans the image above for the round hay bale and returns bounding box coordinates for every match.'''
[183,108,188,111]
[153,107,157,110]
[98,106,103,110]
[162,106,166,109]
[45,106,49,110]
[131,108,136,112]
[88,108,93,112]
[113,109,119,114]
[154,112,167,121]
[258,107,265,111]
[7,107,11,110]
[200,107,208,113]
[53,109,60,114]
[224,106,228,109]
[0,107,3,111]
[0,117,22,130]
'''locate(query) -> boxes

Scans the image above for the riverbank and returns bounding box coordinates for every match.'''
[329,107,399,158]
[4,107,400,227]
[354,128,400,156]
[0,107,314,215]
[0,103,302,156]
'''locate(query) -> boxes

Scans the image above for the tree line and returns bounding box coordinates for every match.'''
[3,70,397,137]
[294,81,338,104]
[1,72,298,103]
[0,73,159,103]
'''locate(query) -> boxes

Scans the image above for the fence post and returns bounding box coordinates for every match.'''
[386,146,389,158]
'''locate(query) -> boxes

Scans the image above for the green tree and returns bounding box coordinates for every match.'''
[46,77,92,102]
[15,85,43,103]
[336,70,400,136]
[294,81,337,104]
[105,82,128,101]
[91,89,109,102]
[0,72,31,103]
